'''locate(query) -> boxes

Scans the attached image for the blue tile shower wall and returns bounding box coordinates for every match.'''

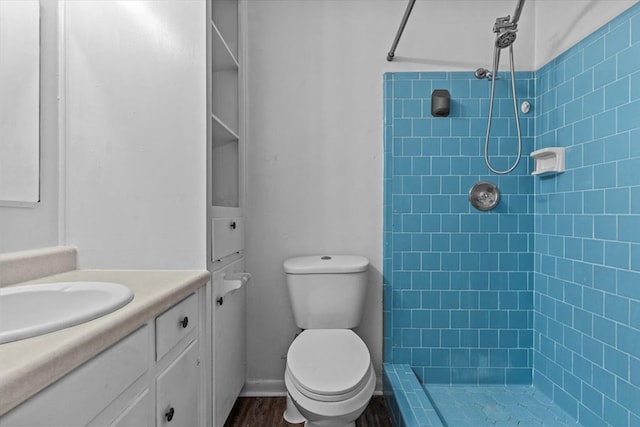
[533,4,640,426]
[383,71,536,384]
[384,3,640,426]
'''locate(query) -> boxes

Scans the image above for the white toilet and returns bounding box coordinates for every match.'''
[282,255,375,427]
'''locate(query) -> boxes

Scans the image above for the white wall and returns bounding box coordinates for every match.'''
[61,1,207,269]
[0,0,59,254]
[244,0,636,393]
[534,0,638,69]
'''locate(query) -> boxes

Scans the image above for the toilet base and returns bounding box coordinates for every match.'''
[284,394,356,427]
[306,421,355,427]
[284,394,305,424]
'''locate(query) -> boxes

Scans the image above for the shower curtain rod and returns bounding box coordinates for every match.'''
[386,0,416,61]
[387,0,525,61]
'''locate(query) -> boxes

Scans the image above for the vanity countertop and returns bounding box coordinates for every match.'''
[0,269,210,416]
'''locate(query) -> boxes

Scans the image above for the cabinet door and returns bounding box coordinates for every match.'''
[108,390,151,427]
[0,327,148,427]
[156,340,200,427]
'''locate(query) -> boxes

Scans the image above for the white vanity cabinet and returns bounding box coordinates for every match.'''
[0,290,205,427]
[0,326,150,427]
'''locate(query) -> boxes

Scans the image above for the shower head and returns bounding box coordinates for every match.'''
[495,29,517,49]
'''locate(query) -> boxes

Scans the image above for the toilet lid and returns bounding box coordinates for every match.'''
[287,329,371,398]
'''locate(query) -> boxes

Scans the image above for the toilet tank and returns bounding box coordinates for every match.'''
[283,255,369,329]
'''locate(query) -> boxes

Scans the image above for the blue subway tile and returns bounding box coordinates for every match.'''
[604,132,630,162]
[633,70,640,101]
[584,36,606,69]
[619,158,640,186]
[594,57,618,88]
[605,241,630,269]
[411,195,431,213]
[604,397,630,427]
[402,215,422,232]
[432,120,451,137]
[618,270,640,301]
[593,364,616,397]
[412,157,431,175]
[617,378,640,417]
[594,109,617,138]
[633,244,640,270]
[402,329,422,347]
[413,119,431,136]
[605,77,630,110]
[618,216,640,242]
[618,43,640,78]
[431,157,451,175]
[605,188,631,214]
[394,80,413,98]
[606,21,631,58]
[470,310,489,329]
[633,10,640,43]
[618,324,640,359]
[565,98,584,124]
[606,293,630,324]
[575,69,594,97]
[566,50,585,78]
[583,88,605,117]
[412,79,431,98]
[584,139,605,165]
[403,100,422,118]
[594,315,617,347]
[618,100,640,132]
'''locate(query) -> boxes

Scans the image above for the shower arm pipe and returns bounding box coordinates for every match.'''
[386,0,417,61]
[511,0,526,24]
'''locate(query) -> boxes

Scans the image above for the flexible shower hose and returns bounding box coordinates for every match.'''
[484,44,522,175]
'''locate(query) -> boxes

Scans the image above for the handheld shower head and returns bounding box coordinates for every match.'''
[495,29,517,49]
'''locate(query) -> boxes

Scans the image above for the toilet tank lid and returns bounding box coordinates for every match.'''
[283,255,369,274]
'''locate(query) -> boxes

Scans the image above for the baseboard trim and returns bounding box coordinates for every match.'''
[239,379,384,397]
[239,380,287,397]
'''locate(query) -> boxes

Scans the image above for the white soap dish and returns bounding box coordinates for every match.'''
[531,147,565,176]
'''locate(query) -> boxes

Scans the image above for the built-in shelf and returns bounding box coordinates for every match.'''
[212,114,239,146]
[211,69,238,134]
[211,141,238,208]
[211,0,238,59]
[207,0,242,225]
[210,21,238,71]
[531,147,565,176]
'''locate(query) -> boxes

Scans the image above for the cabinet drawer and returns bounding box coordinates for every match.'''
[156,340,200,427]
[156,293,198,361]
[211,217,244,261]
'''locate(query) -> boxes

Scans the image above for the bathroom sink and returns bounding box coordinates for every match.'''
[0,281,134,344]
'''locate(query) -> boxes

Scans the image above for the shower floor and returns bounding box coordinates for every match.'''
[424,384,580,426]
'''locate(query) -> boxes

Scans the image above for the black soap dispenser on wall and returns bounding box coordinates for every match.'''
[431,89,450,117]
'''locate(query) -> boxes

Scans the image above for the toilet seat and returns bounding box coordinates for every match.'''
[286,329,372,402]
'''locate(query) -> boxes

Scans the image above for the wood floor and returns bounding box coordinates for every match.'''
[224,396,393,427]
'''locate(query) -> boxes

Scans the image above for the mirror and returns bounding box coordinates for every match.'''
[0,1,40,203]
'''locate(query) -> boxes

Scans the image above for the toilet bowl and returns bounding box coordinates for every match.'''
[284,329,376,427]
[283,255,374,426]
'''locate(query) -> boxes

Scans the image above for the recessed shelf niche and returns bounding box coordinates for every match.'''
[208,0,241,215]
